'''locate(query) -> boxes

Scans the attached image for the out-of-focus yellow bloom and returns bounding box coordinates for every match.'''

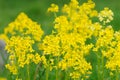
[70,72,80,79]
[90,10,98,17]
[41,55,47,68]
[0,34,8,42]
[47,4,59,13]
[5,64,18,75]
[16,78,22,80]
[33,53,41,64]
[98,7,114,24]
[110,72,114,76]
[0,78,7,80]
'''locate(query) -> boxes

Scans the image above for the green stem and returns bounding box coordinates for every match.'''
[56,56,59,80]
[56,68,58,80]
[116,67,119,80]
[101,54,104,80]
[34,62,41,80]
[27,65,30,80]
[54,12,57,18]
[97,52,105,80]
[65,70,68,80]
[97,54,100,80]
[46,66,49,80]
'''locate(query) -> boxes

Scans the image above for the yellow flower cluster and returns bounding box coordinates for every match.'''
[2,13,44,75]
[40,0,98,79]
[0,34,8,41]
[42,0,118,79]
[4,12,43,41]
[98,7,114,24]
[47,4,59,13]
[92,18,120,73]
[5,36,41,73]
[104,31,120,71]
[93,26,114,53]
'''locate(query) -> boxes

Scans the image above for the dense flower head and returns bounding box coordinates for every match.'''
[4,12,43,41]
[5,36,42,74]
[91,20,120,72]
[6,36,34,55]
[40,35,60,56]
[39,0,99,79]
[93,26,114,52]
[3,13,44,75]
[5,64,18,75]
[98,7,114,24]
[0,34,8,42]
[104,31,120,71]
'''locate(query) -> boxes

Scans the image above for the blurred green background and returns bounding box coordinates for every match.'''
[0,0,120,34]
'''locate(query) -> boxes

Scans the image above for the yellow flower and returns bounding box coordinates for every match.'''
[0,78,7,80]
[41,56,47,68]
[3,12,44,76]
[98,7,114,24]
[33,53,41,64]
[5,64,18,75]
[0,34,8,42]
[4,12,44,41]
[70,72,80,79]
[47,4,59,13]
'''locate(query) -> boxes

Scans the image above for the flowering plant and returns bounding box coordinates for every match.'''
[0,0,119,80]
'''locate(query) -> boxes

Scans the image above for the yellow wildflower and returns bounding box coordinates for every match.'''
[5,64,18,75]
[98,7,114,24]
[4,12,43,41]
[47,4,59,13]
[33,53,41,64]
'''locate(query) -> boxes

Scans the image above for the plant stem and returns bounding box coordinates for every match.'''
[97,54,100,80]
[56,56,59,80]
[65,70,68,80]
[34,62,41,80]
[27,65,30,80]
[54,12,57,18]
[97,52,105,80]
[46,66,49,80]
[56,68,58,80]
[116,67,119,80]
[101,54,104,80]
